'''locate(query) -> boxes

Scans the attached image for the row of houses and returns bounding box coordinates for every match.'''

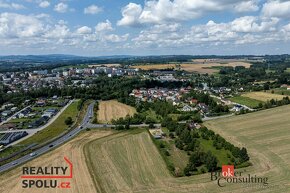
[130,87,192,104]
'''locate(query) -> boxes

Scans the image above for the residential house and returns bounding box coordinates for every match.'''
[35,100,46,107]
[182,105,195,112]
[198,103,209,114]
[1,110,11,117]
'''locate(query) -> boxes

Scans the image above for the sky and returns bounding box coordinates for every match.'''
[0,0,290,56]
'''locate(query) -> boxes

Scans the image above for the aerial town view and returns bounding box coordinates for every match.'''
[0,0,290,193]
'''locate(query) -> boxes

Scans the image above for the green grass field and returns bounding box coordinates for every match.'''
[285,68,290,73]
[229,96,263,108]
[84,105,290,193]
[199,138,233,167]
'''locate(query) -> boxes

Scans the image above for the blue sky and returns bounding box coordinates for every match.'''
[0,0,289,56]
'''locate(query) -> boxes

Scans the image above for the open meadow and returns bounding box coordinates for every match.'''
[229,95,263,108]
[97,100,136,123]
[242,92,285,102]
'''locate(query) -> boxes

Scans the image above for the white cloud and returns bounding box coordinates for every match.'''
[234,1,259,12]
[132,15,282,49]
[95,20,113,32]
[0,12,44,38]
[231,16,279,33]
[76,26,92,34]
[118,0,260,26]
[104,34,129,42]
[0,1,25,10]
[54,3,68,13]
[117,3,143,26]
[39,1,50,8]
[44,21,70,39]
[262,0,290,18]
[84,5,102,15]
[283,23,290,31]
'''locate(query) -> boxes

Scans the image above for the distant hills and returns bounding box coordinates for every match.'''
[0,54,288,72]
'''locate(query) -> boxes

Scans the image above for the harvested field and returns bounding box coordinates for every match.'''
[97,100,136,123]
[132,64,176,70]
[0,130,113,193]
[85,105,290,193]
[242,92,285,102]
[88,64,121,68]
[180,62,251,74]
[131,61,252,74]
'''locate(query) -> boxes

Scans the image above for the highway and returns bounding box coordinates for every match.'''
[0,102,95,173]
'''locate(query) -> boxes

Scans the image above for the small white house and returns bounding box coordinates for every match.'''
[182,105,195,112]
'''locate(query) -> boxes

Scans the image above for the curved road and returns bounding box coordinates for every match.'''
[0,102,94,173]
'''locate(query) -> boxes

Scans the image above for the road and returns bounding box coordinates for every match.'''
[0,102,94,173]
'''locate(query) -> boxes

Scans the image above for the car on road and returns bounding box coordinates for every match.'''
[80,126,83,129]
[30,152,37,157]
[12,162,18,165]
[48,144,54,148]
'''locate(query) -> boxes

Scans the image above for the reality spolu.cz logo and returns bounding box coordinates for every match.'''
[210,165,269,187]
[21,157,73,189]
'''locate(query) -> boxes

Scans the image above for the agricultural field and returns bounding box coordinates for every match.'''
[204,104,290,192]
[0,130,113,193]
[242,92,285,102]
[88,64,121,68]
[97,100,136,123]
[131,61,252,74]
[266,88,290,96]
[83,105,290,193]
[132,64,176,70]
[229,96,263,108]
[180,62,251,74]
